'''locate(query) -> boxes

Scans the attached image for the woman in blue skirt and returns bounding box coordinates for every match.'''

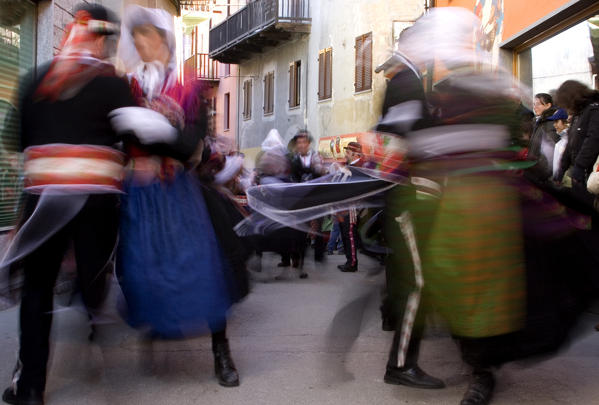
[110,5,247,387]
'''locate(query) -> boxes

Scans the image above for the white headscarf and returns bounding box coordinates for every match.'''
[118,5,177,99]
[396,7,488,70]
[261,129,285,152]
[213,155,245,185]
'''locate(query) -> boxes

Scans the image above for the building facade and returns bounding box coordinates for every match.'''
[209,0,427,164]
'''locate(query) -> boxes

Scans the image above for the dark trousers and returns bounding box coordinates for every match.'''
[386,282,426,370]
[339,216,358,266]
[16,194,118,393]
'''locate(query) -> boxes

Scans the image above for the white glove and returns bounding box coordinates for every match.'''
[109,107,178,145]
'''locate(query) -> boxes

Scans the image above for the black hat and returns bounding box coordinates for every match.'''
[74,3,119,34]
[344,141,363,154]
[292,129,313,143]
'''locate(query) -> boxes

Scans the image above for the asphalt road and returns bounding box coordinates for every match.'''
[0,251,598,405]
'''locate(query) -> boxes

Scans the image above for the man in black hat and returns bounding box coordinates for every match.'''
[289,130,327,262]
[336,142,364,272]
[2,4,134,404]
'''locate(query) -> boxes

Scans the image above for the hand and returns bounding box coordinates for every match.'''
[109,107,178,145]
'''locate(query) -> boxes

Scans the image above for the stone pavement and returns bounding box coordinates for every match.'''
[0,251,598,405]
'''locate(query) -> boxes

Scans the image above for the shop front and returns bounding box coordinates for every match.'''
[434,0,599,94]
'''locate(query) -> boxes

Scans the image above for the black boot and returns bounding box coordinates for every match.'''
[212,340,239,387]
[384,331,445,389]
[460,369,495,405]
[2,387,44,405]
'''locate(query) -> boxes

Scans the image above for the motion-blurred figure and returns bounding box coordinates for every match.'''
[112,5,245,387]
[336,142,365,273]
[289,130,327,262]
[374,27,444,389]
[384,8,529,405]
[2,4,132,405]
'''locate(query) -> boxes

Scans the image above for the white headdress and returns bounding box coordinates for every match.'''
[118,5,177,99]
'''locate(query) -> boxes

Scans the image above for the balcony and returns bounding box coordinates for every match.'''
[183,53,220,83]
[209,0,311,64]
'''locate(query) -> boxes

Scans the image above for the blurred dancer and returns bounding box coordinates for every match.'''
[289,130,326,261]
[2,5,132,405]
[386,9,528,405]
[374,31,444,388]
[337,142,364,272]
[112,5,243,387]
[253,129,308,278]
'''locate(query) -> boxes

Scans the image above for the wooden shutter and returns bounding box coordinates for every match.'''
[242,81,247,119]
[289,61,301,108]
[355,33,372,92]
[318,51,324,100]
[248,80,252,119]
[224,93,230,130]
[325,48,332,99]
[270,72,274,112]
[364,32,372,90]
[289,62,294,108]
[355,35,363,92]
[295,61,301,106]
[264,72,274,114]
[263,74,268,113]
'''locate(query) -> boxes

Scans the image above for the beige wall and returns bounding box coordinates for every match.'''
[214,64,239,147]
[306,0,425,141]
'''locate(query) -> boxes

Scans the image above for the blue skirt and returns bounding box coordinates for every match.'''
[117,173,232,338]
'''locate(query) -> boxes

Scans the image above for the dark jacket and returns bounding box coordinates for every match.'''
[376,66,433,136]
[560,97,599,183]
[290,151,324,182]
[527,106,558,181]
[20,64,134,150]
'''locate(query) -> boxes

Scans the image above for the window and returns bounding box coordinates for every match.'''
[289,60,301,108]
[517,14,599,94]
[0,1,35,229]
[243,79,252,120]
[224,92,230,130]
[355,32,372,92]
[318,48,332,100]
[263,71,274,115]
[224,63,230,77]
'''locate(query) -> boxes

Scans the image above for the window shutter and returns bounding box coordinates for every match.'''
[242,81,247,118]
[249,80,252,118]
[270,72,274,113]
[224,93,230,130]
[364,33,372,90]
[262,74,268,113]
[355,36,363,92]
[270,73,274,113]
[289,63,294,108]
[295,61,301,107]
[325,49,332,99]
[318,52,324,100]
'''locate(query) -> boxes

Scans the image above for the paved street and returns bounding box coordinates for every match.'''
[1,251,598,405]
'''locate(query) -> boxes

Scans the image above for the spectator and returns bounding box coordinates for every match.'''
[548,108,569,180]
[528,93,558,181]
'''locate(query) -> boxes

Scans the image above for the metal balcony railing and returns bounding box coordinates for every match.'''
[183,53,219,81]
[209,0,310,59]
